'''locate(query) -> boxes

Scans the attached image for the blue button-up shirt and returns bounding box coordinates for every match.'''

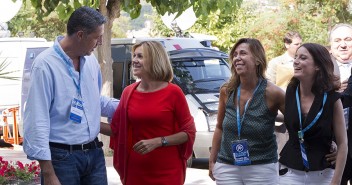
[23,36,118,160]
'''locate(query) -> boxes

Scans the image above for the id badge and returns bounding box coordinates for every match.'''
[232,139,251,166]
[70,98,84,123]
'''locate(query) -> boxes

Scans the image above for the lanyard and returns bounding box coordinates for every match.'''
[295,87,327,141]
[54,44,81,95]
[236,79,262,139]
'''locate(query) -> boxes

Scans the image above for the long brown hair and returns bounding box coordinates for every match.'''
[225,38,267,95]
[288,43,340,94]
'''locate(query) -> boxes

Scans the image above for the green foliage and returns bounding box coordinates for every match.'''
[0,176,5,184]
[0,158,40,184]
[27,0,99,21]
[8,1,66,40]
[191,2,256,53]
[112,16,130,38]
[0,59,19,81]
[151,1,254,52]
[152,0,352,61]
[9,0,155,40]
[149,12,175,37]
[28,0,243,22]
[121,3,154,30]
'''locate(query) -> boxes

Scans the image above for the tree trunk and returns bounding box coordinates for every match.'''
[97,0,121,155]
[98,20,114,155]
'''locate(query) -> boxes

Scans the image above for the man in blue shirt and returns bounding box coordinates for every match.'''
[23,7,118,185]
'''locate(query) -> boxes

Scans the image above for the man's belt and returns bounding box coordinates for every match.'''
[49,138,103,151]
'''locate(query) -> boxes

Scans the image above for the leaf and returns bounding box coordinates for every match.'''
[56,3,67,20]
[0,60,19,81]
[73,0,82,9]
[30,0,41,9]
[129,4,142,19]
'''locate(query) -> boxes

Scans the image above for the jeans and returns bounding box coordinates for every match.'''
[41,146,107,185]
[212,162,278,185]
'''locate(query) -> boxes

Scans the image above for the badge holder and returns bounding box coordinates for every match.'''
[70,97,84,124]
[232,139,251,166]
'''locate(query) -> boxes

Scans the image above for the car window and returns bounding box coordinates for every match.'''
[172,59,230,94]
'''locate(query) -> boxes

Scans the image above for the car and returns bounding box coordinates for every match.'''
[110,38,231,166]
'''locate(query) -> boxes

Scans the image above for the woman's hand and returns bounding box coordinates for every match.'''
[325,141,337,165]
[133,137,162,155]
[209,161,215,181]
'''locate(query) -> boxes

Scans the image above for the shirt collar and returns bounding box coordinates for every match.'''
[337,61,352,67]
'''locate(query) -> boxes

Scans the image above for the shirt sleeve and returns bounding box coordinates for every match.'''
[96,59,119,123]
[173,85,196,160]
[23,66,52,160]
[100,96,119,123]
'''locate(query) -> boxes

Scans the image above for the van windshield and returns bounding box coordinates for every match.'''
[172,59,231,94]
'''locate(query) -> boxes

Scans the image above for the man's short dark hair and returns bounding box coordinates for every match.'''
[283,31,302,44]
[67,6,106,36]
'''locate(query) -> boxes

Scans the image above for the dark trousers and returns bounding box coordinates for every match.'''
[41,147,107,185]
[342,154,352,185]
[341,127,352,185]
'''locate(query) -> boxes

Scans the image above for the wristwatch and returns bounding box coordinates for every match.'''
[161,137,168,147]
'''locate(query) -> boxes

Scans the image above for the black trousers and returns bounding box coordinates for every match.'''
[342,154,352,185]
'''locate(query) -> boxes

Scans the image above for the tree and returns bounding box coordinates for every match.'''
[152,0,352,60]
[28,0,243,153]
[8,0,66,40]
[28,0,243,97]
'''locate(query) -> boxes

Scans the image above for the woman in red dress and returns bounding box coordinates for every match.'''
[106,41,196,185]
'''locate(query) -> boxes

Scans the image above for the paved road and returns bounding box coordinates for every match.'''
[0,145,215,185]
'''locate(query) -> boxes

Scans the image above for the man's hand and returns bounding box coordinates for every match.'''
[325,141,337,165]
[338,79,348,92]
[100,122,112,136]
[39,160,61,185]
[43,172,61,185]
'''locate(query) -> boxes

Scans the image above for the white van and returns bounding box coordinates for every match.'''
[0,38,53,136]
[111,38,231,164]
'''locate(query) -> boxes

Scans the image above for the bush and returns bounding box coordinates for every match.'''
[0,156,40,184]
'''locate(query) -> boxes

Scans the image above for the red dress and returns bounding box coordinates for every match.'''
[110,82,195,185]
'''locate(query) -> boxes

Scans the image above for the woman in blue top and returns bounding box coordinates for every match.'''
[279,43,347,185]
[209,38,285,184]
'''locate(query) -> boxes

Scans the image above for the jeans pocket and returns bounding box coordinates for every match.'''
[321,168,334,179]
[50,147,70,161]
[212,162,222,176]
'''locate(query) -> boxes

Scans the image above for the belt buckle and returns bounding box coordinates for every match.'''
[81,143,89,151]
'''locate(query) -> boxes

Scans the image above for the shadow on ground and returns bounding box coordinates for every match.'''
[0,139,13,147]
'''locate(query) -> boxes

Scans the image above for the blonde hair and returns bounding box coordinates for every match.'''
[132,41,173,82]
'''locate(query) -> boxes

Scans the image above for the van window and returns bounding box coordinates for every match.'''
[111,44,135,99]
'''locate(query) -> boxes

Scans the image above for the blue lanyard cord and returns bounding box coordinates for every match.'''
[54,45,81,95]
[236,79,262,139]
[295,87,327,140]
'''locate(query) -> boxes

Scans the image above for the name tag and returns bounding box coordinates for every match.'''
[232,139,251,166]
[70,98,84,123]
